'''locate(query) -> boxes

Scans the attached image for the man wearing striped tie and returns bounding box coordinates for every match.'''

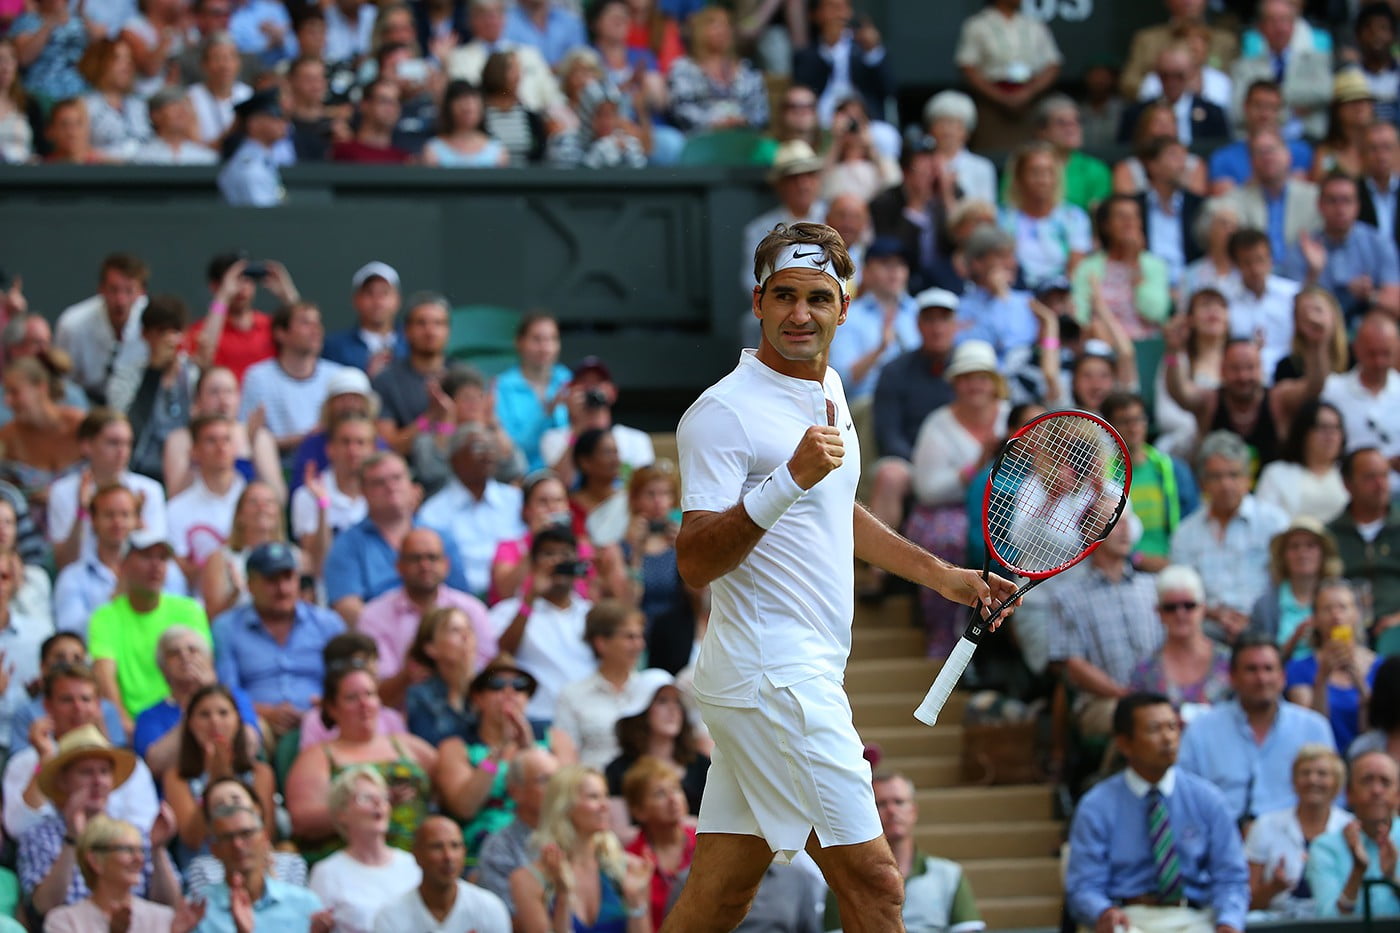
[1065,694,1250,933]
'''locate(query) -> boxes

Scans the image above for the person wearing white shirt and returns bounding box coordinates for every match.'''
[53,254,149,406]
[187,33,253,145]
[0,552,48,752]
[46,410,167,572]
[240,302,345,456]
[922,90,997,205]
[1224,230,1300,382]
[324,0,377,64]
[374,816,512,933]
[130,88,218,165]
[667,224,1013,932]
[291,413,371,572]
[418,424,526,598]
[1322,312,1400,474]
[490,527,595,722]
[538,356,655,487]
[444,0,562,113]
[166,415,247,574]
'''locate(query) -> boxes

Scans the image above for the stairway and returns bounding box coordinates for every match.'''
[848,596,1064,931]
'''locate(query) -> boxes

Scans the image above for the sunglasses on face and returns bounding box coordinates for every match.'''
[1160,601,1199,613]
[483,674,534,694]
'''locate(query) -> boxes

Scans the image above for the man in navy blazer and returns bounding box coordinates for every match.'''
[1117,45,1230,145]
[1133,136,1206,286]
[791,0,894,131]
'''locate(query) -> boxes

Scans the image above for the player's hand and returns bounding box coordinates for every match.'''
[787,425,844,489]
[931,569,1017,630]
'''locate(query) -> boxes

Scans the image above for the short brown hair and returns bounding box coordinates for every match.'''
[584,600,641,658]
[621,755,682,815]
[190,413,234,442]
[90,483,138,516]
[77,408,128,443]
[99,252,149,286]
[752,222,855,293]
[43,662,98,700]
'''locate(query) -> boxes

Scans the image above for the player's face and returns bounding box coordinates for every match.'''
[753,268,847,370]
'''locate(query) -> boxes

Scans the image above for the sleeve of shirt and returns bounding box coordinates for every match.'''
[323,531,364,605]
[211,616,243,692]
[52,567,85,635]
[1176,720,1205,777]
[1046,594,1084,663]
[440,532,472,593]
[2,753,39,840]
[45,479,77,545]
[16,825,51,895]
[1305,831,1351,917]
[948,872,984,930]
[289,486,317,539]
[953,19,982,69]
[1064,791,1116,925]
[676,395,753,515]
[1067,207,1092,253]
[552,687,583,746]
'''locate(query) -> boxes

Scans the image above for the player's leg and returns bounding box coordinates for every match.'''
[805,834,906,933]
[659,832,774,933]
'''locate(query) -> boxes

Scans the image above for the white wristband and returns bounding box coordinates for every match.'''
[742,463,805,530]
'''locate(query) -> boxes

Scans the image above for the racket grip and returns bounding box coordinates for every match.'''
[913,636,978,726]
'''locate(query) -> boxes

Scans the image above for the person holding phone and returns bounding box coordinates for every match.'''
[1284,578,1383,752]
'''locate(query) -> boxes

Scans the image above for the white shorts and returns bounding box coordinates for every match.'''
[696,674,882,863]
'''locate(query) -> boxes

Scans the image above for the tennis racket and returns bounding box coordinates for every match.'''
[913,409,1133,726]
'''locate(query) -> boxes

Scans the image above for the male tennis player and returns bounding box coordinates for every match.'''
[666,222,1019,933]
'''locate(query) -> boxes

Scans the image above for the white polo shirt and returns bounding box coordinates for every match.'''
[166,474,246,565]
[53,294,148,400]
[1224,274,1299,383]
[1323,368,1400,459]
[676,350,859,707]
[46,469,168,559]
[372,879,511,933]
[487,595,594,722]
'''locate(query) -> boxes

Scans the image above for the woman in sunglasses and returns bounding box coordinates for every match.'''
[1129,564,1233,722]
[437,657,577,865]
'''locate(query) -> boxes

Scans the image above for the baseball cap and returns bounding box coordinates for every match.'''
[352,261,400,291]
[1034,275,1071,299]
[246,541,299,577]
[325,366,373,400]
[865,237,907,263]
[617,669,678,719]
[914,287,960,313]
[572,356,613,382]
[120,528,173,560]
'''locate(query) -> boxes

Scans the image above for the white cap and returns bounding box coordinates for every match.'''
[120,527,173,560]
[617,669,678,719]
[352,261,400,291]
[325,366,373,399]
[914,287,960,312]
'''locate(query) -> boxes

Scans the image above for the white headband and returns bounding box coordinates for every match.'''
[758,243,848,297]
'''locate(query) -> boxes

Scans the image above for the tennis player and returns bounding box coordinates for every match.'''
[666,222,1019,933]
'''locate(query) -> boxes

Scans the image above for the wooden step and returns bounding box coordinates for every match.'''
[979,895,1063,930]
[913,785,1054,823]
[849,626,926,660]
[915,821,1063,861]
[961,857,1062,898]
[858,725,963,758]
[875,754,961,788]
[844,658,942,693]
[852,690,952,729]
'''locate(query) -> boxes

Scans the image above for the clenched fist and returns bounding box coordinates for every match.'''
[788,425,844,489]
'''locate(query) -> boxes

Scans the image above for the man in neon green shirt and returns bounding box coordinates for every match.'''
[88,529,209,740]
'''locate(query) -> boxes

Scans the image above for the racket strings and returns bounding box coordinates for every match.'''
[986,415,1129,575]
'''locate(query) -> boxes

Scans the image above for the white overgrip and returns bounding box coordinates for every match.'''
[912,636,978,726]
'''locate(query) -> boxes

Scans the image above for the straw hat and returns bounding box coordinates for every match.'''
[767,140,824,182]
[1268,515,1342,579]
[37,724,137,807]
[1332,70,1374,105]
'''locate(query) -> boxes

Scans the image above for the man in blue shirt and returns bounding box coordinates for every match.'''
[322,261,405,375]
[196,803,329,933]
[955,226,1039,372]
[1177,635,1334,823]
[211,542,345,737]
[1308,749,1400,918]
[828,237,920,405]
[1066,693,1249,933]
[1208,80,1312,191]
[503,0,586,67]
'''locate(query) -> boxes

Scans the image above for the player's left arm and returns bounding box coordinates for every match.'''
[852,503,1016,620]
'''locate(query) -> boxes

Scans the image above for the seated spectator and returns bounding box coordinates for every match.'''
[1323,313,1400,465]
[1229,0,1332,141]
[1133,136,1205,291]
[437,660,576,860]
[1117,44,1229,147]
[54,253,149,410]
[1072,195,1171,340]
[793,0,894,146]
[813,96,895,203]
[0,481,47,570]
[423,80,509,167]
[510,765,652,930]
[1209,81,1313,195]
[198,801,328,930]
[569,427,629,541]
[999,142,1091,292]
[1029,94,1110,213]
[412,366,524,498]
[1306,749,1400,917]
[325,452,471,624]
[187,32,252,146]
[739,141,828,298]
[1180,634,1335,821]
[163,368,281,509]
[132,87,217,165]
[0,551,46,730]
[1311,72,1375,183]
[322,262,403,376]
[361,529,494,708]
[133,626,258,776]
[622,465,699,674]
[43,97,105,164]
[292,414,371,580]
[476,747,559,913]
[1254,401,1349,523]
[19,725,179,914]
[372,294,450,456]
[1064,693,1249,933]
[1328,447,1400,631]
[489,471,599,606]
[827,770,984,933]
[445,0,561,114]
[1226,228,1304,382]
[283,55,344,164]
[503,0,584,67]
[491,313,568,470]
[0,313,87,426]
[374,39,442,158]
[622,757,696,929]
[1181,200,1241,305]
[1250,517,1343,662]
[825,192,874,290]
[588,0,671,132]
[1136,19,1233,110]
[828,239,918,407]
[285,659,437,855]
[1359,121,1400,251]
[540,356,655,489]
[1048,513,1162,741]
[0,497,51,624]
[374,814,512,933]
[1245,744,1350,917]
[479,51,547,166]
[212,541,346,734]
[1120,0,1238,102]
[907,341,1009,657]
[1225,131,1321,261]
[1128,565,1233,712]
[922,90,995,205]
[1113,101,1210,198]
[666,6,766,134]
[333,78,412,164]
[106,296,199,484]
[167,415,249,576]
[1349,655,1400,757]
[603,676,708,815]
[550,47,609,139]
[291,366,385,493]
[1282,174,1400,326]
[240,301,347,461]
[1080,61,1125,150]
[1355,3,1400,122]
[3,664,159,841]
[404,606,481,745]
[953,227,1039,368]
[552,83,651,171]
[953,0,1060,151]
[1103,392,1198,573]
[308,765,423,931]
[90,529,209,736]
[44,814,198,933]
[0,39,37,165]
[1285,579,1382,752]
[298,631,410,751]
[0,356,85,524]
[185,253,289,381]
[163,684,275,859]
[78,37,151,163]
[8,0,89,103]
[8,633,124,756]
[47,410,167,572]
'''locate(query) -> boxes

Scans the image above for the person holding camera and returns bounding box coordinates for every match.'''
[539,356,655,489]
[187,252,298,381]
[491,526,597,724]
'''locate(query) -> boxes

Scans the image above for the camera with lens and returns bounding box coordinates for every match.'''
[554,560,589,577]
[242,260,268,281]
[582,387,610,409]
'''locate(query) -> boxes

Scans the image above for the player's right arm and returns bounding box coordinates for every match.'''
[676,508,767,589]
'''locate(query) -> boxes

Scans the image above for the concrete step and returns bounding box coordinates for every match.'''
[858,725,963,758]
[844,658,943,693]
[852,594,916,628]
[961,857,1063,898]
[849,626,926,660]
[979,895,1063,930]
[852,690,952,730]
[913,785,1055,823]
[876,754,961,788]
[915,821,1063,861]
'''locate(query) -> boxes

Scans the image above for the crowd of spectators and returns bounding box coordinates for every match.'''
[4,0,1400,930]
